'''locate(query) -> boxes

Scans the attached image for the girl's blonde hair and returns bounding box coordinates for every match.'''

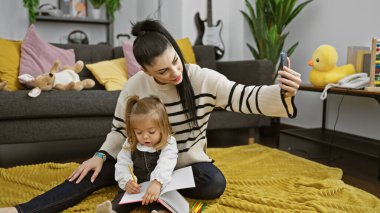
[125,95,172,152]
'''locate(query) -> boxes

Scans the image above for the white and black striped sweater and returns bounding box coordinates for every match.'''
[100,64,296,168]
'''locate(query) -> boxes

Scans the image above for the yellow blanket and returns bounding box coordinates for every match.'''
[1,144,379,212]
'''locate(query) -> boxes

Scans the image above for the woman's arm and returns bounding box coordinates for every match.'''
[68,88,131,183]
[189,64,300,118]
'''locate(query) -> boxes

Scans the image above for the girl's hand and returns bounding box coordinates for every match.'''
[278,59,301,97]
[142,180,162,205]
[68,156,104,183]
[125,180,141,194]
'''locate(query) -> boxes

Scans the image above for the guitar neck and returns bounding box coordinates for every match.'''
[206,0,213,27]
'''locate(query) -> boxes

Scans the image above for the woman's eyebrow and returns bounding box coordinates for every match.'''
[155,53,177,73]
[172,54,177,63]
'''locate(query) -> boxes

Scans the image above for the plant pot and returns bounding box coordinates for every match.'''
[91,8,101,19]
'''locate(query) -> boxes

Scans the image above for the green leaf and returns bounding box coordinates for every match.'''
[105,0,121,20]
[89,0,106,9]
[22,0,39,23]
[247,43,259,59]
[287,42,299,56]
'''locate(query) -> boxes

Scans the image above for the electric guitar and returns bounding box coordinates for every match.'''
[194,0,225,59]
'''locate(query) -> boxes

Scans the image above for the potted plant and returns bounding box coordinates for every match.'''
[22,0,39,23]
[89,0,106,9]
[89,0,121,20]
[241,0,312,78]
[89,0,106,19]
[105,0,121,21]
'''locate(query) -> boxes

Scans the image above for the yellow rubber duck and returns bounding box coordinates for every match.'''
[308,44,355,87]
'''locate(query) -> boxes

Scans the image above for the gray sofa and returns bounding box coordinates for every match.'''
[0,44,274,167]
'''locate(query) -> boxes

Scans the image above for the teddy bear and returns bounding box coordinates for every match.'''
[18,60,95,98]
[0,81,9,91]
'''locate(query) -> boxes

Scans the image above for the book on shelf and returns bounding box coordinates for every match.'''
[346,46,370,72]
[356,49,371,73]
[119,166,195,213]
[362,52,372,75]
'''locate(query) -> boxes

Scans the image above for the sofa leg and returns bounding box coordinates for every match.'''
[248,137,255,144]
[248,128,259,144]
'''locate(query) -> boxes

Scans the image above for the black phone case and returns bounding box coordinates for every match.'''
[279,51,288,69]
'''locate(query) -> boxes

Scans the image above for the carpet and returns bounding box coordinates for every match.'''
[1,144,379,212]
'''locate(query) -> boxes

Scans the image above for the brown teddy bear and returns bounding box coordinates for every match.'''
[18,60,95,98]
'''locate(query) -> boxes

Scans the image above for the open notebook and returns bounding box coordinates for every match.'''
[119,166,195,213]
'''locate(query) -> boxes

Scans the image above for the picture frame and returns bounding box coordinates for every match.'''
[58,0,71,17]
[71,0,87,18]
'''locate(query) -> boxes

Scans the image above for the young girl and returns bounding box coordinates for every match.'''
[97,95,177,213]
[0,19,301,213]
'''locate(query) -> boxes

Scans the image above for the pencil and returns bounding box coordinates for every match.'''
[128,164,136,182]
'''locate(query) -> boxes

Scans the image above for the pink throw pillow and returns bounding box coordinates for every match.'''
[122,41,141,78]
[19,24,75,79]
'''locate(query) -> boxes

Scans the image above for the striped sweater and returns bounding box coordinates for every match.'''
[100,64,296,168]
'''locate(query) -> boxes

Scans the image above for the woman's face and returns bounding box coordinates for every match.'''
[143,46,184,85]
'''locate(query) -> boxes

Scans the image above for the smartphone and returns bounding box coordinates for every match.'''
[279,51,288,95]
[279,50,288,70]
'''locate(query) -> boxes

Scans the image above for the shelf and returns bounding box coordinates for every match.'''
[281,128,380,158]
[33,15,114,45]
[36,15,111,24]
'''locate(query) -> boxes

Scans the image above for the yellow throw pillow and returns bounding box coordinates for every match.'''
[0,38,24,91]
[176,37,197,64]
[86,58,128,91]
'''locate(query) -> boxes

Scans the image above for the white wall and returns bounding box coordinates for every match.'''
[282,0,380,140]
[0,0,379,140]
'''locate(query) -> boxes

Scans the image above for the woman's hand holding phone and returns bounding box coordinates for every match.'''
[277,51,302,97]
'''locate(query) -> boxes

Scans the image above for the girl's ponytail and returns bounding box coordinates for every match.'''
[125,96,140,150]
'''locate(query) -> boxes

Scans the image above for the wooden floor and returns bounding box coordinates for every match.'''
[258,128,380,199]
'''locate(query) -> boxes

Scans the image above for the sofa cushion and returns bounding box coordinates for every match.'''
[19,25,75,80]
[177,37,197,64]
[193,45,217,70]
[86,58,127,91]
[113,46,124,58]
[208,109,264,130]
[0,38,23,91]
[52,44,114,63]
[0,90,120,120]
[52,43,115,89]
[0,117,111,147]
[122,41,140,78]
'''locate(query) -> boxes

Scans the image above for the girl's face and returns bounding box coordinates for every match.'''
[132,115,162,147]
[143,46,184,85]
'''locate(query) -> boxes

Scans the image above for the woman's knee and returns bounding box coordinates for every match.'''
[180,163,226,199]
[206,171,226,199]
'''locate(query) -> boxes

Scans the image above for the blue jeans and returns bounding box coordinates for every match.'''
[15,160,226,212]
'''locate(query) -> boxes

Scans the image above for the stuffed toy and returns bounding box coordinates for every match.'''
[18,60,95,98]
[0,81,9,91]
[308,44,356,87]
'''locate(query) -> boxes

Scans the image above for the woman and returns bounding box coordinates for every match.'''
[0,19,301,213]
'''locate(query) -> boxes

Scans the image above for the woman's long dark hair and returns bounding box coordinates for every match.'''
[131,19,198,127]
